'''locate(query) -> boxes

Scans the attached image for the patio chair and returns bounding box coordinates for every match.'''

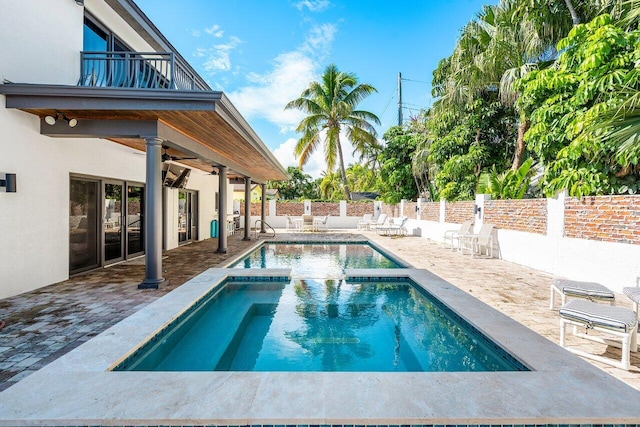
[302,214,314,231]
[369,213,388,230]
[285,215,301,231]
[357,213,373,230]
[314,215,329,232]
[459,223,494,258]
[375,217,408,236]
[443,220,473,250]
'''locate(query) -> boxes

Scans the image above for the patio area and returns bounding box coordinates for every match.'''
[0,229,638,396]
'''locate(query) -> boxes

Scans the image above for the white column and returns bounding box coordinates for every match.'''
[547,190,567,238]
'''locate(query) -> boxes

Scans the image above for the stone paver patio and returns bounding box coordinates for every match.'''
[0,229,638,394]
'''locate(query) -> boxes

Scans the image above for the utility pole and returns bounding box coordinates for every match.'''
[397,72,403,126]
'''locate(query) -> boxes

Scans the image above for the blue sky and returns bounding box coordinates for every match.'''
[136,0,494,178]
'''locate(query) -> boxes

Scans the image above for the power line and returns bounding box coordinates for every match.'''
[401,77,430,84]
[379,88,397,120]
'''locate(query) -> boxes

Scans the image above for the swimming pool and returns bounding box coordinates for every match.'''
[231,241,403,275]
[115,243,525,372]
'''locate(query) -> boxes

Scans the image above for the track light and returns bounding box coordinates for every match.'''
[210,167,219,175]
[43,113,78,128]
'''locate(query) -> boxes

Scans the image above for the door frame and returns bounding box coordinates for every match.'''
[69,174,146,275]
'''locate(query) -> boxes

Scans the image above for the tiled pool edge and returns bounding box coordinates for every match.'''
[0,267,638,425]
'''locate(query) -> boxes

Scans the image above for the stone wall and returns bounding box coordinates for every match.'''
[420,202,439,221]
[444,201,474,224]
[346,202,374,217]
[310,202,340,216]
[564,195,640,244]
[484,199,547,235]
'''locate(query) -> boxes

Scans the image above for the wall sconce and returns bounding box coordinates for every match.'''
[0,173,16,193]
[474,204,482,216]
[44,112,78,128]
[415,205,420,212]
[305,205,310,212]
[376,205,381,212]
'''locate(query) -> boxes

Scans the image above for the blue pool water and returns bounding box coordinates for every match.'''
[115,242,525,372]
[231,242,403,275]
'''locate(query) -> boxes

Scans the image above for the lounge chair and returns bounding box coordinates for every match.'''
[357,213,373,230]
[622,277,640,325]
[369,213,388,230]
[459,223,494,257]
[443,220,473,250]
[549,278,615,310]
[559,299,638,370]
[375,217,408,236]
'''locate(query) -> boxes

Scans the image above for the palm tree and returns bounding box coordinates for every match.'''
[285,64,381,200]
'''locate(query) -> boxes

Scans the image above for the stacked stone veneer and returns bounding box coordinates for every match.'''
[310,202,340,216]
[564,195,640,244]
[239,203,270,216]
[484,199,547,235]
[420,202,440,221]
[274,202,304,216]
[243,195,639,245]
[445,201,474,223]
[346,202,374,216]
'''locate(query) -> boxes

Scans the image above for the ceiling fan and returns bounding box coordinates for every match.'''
[161,148,197,163]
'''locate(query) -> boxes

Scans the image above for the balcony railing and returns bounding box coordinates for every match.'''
[79,51,208,91]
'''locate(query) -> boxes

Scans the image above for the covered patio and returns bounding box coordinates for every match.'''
[0,83,287,288]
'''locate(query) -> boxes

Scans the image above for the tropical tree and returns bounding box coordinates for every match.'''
[285,64,381,200]
[267,166,317,200]
[517,14,640,196]
[477,158,535,199]
[378,126,419,204]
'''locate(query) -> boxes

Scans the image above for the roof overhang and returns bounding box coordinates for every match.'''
[0,83,288,183]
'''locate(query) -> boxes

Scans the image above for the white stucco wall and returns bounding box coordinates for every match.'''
[0,0,82,85]
[0,105,222,298]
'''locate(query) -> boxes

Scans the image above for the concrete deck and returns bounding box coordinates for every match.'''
[0,230,638,425]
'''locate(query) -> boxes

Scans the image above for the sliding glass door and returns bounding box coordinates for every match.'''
[104,181,124,264]
[69,178,100,274]
[69,176,145,274]
[178,189,197,244]
[126,185,144,256]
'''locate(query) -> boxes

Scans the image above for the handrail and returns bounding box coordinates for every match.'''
[253,220,275,239]
[79,51,208,91]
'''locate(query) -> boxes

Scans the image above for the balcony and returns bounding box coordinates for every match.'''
[79,51,208,91]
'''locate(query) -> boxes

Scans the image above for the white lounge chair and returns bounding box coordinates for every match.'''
[549,278,615,310]
[459,223,494,257]
[375,217,408,236]
[443,221,473,250]
[559,299,638,370]
[357,214,373,230]
[369,213,388,230]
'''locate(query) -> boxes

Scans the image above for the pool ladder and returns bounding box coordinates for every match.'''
[253,220,276,239]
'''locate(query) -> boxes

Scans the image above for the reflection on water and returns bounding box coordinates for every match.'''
[118,243,525,372]
[233,243,401,277]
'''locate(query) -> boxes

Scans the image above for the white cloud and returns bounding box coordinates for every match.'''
[271,133,358,179]
[190,29,201,37]
[202,36,243,74]
[294,0,330,12]
[204,24,224,38]
[227,24,336,132]
[301,23,336,54]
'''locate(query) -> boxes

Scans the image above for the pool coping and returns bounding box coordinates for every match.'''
[0,265,639,424]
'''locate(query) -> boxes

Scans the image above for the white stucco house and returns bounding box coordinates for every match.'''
[0,0,287,299]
